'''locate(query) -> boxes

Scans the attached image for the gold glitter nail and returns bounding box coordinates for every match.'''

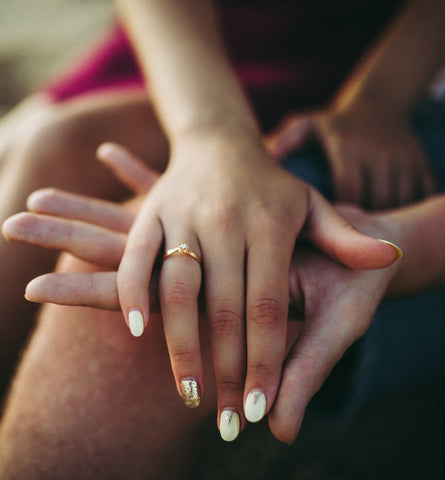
[180,379,200,408]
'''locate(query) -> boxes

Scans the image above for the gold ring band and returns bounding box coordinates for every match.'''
[163,243,201,264]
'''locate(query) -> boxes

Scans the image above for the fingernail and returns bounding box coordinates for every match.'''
[244,390,267,423]
[97,142,118,160]
[377,239,403,260]
[219,410,240,442]
[180,378,200,408]
[128,310,144,337]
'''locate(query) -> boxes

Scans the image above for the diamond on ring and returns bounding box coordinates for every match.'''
[163,243,201,264]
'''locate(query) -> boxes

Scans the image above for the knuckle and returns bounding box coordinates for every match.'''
[164,281,195,307]
[253,208,282,232]
[248,361,275,378]
[126,241,151,257]
[171,345,199,364]
[200,202,239,233]
[250,297,284,327]
[217,378,244,397]
[211,308,243,339]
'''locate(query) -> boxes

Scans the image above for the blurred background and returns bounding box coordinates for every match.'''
[0,0,113,116]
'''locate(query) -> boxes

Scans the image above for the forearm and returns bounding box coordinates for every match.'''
[384,194,445,296]
[115,0,260,144]
[334,0,445,116]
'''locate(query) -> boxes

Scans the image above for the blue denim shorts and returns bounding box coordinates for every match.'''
[282,99,445,419]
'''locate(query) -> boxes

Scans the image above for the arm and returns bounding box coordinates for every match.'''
[268,0,445,208]
[113,1,402,440]
[116,0,259,140]
[334,0,445,117]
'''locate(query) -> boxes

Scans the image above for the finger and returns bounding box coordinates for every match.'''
[204,237,245,441]
[26,264,162,312]
[393,158,414,206]
[395,142,435,205]
[2,213,126,268]
[159,238,203,410]
[25,272,120,310]
[418,167,437,199]
[27,188,135,233]
[117,201,163,337]
[266,115,312,160]
[414,150,437,199]
[366,155,392,210]
[303,189,403,269]
[268,278,375,444]
[97,142,160,194]
[325,144,364,205]
[243,231,293,426]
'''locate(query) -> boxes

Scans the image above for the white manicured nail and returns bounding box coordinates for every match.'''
[128,310,144,337]
[244,390,266,423]
[219,410,240,442]
[377,239,403,260]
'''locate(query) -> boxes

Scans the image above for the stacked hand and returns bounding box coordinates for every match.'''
[2,143,402,443]
[267,103,436,209]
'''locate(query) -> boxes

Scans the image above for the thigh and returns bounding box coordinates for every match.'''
[0,89,169,397]
[0,254,217,479]
[0,89,168,203]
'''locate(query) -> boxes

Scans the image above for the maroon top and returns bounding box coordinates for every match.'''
[43,0,405,128]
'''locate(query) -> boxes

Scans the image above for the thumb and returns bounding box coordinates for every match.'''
[97,142,160,194]
[266,114,312,160]
[303,190,402,270]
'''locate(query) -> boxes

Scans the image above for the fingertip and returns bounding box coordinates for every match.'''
[219,409,241,442]
[1,216,14,240]
[96,142,120,162]
[128,309,145,337]
[26,188,56,212]
[1,212,28,240]
[24,276,45,303]
[244,390,267,423]
[377,239,403,261]
[332,233,403,270]
[179,378,202,408]
[268,412,300,445]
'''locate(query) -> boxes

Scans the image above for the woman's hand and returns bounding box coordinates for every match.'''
[267,104,436,210]
[116,131,401,439]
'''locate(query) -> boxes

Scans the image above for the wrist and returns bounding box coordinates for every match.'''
[169,112,261,148]
[168,119,266,166]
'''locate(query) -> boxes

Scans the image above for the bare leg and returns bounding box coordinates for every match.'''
[0,90,168,398]
[0,254,218,479]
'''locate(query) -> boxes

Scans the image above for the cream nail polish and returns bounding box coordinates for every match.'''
[180,379,200,408]
[244,390,267,423]
[219,410,240,442]
[128,310,144,337]
[377,239,403,260]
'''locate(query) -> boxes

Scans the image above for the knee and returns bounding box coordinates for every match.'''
[12,103,91,172]
[6,101,124,198]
